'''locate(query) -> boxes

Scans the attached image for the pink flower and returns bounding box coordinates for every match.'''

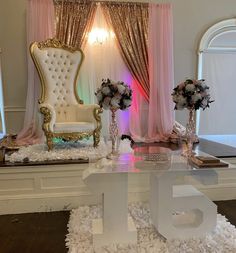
[178,82,185,89]
[201,91,208,97]
[102,97,111,109]
[114,93,122,99]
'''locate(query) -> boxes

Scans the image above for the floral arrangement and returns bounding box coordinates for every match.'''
[95,79,132,110]
[172,79,214,110]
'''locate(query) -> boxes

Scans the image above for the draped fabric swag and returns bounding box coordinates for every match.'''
[17,0,55,145]
[101,2,149,101]
[54,0,97,48]
[101,2,174,142]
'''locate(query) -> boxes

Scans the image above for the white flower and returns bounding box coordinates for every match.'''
[123,99,132,107]
[172,94,180,103]
[174,95,187,110]
[178,95,187,105]
[192,93,202,103]
[117,84,126,95]
[124,87,131,95]
[110,97,120,108]
[200,81,207,89]
[102,86,110,95]
[185,83,195,92]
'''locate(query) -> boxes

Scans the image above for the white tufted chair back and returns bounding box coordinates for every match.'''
[32,46,83,122]
[30,38,102,151]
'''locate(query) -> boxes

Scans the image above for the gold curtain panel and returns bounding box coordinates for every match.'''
[101,2,149,100]
[54,0,97,48]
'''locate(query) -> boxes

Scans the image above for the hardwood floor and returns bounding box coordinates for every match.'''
[0,201,235,253]
[196,138,236,158]
[215,200,236,226]
[0,211,69,253]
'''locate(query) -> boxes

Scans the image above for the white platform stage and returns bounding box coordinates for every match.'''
[200,135,236,148]
[1,155,236,215]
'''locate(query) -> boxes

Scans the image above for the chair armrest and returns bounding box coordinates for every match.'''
[39,103,56,132]
[75,104,102,123]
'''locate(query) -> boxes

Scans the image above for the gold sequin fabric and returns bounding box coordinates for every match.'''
[54,0,97,48]
[101,2,149,100]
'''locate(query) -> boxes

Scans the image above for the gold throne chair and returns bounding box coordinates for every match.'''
[30,38,102,150]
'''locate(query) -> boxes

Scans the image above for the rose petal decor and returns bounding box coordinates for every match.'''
[66,202,236,253]
[6,139,133,163]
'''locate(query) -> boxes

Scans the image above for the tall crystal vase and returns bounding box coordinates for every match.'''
[184,108,196,158]
[107,108,119,159]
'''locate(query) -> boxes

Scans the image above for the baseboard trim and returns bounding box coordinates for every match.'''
[4,106,25,113]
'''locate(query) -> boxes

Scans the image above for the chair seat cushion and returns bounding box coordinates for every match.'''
[54,122,95,133]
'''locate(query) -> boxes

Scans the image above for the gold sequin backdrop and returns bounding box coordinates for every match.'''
[54,0,97,48]
[54,0,149,100]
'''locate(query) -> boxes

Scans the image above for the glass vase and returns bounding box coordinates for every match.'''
[183,108,196,158]
[107,108,119,159]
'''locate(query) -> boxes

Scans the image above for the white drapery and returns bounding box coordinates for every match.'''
[199,52,236,135]
[78,5,132,138]
[17,0,55,145]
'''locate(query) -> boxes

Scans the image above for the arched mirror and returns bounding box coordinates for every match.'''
[197,19,236,146]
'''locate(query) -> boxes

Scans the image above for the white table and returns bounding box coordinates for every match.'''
[83,150,235,247]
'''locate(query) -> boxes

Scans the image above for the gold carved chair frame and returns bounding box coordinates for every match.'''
[30,38,102,150]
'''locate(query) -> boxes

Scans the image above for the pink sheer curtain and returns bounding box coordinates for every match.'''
[148,3,174,140]
[129,80,149,140]
[130,3,174,142]
[16,0,55,145]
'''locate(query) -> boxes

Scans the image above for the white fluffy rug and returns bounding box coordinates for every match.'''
[6,139,133,163]
[66,202,236,253]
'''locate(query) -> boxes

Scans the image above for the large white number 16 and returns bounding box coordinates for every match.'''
[150,171,217,239]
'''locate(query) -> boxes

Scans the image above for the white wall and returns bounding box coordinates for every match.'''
[1,0,236,133]
[0,0,27,133]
